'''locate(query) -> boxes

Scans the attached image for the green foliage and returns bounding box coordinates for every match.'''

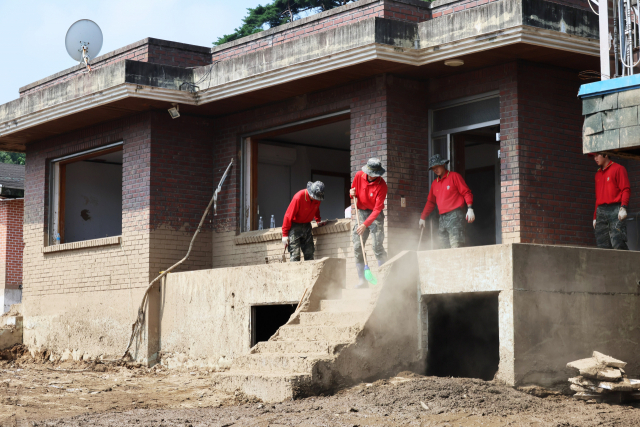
[0,152,25,165]
[215,0,355,45]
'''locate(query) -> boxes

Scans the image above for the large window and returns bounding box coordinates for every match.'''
[49,143,123,244]
[242,114,351,232]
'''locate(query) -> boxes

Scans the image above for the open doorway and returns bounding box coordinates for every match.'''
[426,292,500,380]
[243,114,351,231]
[451,125,500,246]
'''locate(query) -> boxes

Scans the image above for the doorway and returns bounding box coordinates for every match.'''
[428,93,501,247]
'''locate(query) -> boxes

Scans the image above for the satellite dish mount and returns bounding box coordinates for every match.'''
[65,19,103,72]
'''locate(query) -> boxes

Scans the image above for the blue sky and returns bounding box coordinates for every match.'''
[0,0,263,105]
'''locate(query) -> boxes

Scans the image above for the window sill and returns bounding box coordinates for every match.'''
[234,218,351,245]
[42,236,122,253]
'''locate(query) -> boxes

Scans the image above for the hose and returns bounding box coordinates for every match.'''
[121,159,234,360]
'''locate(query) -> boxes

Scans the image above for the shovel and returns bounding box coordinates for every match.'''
[417,226,424,251]
[281,243,288,263]
[354,197,377,285]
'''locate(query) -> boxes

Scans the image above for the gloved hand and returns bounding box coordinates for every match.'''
[282,236,289,246]
[419,219,426,228]
[593,219,596,229]
[466,208,475,223]
[619,206,628,221]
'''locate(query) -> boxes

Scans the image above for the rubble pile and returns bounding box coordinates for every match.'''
[567,351,640,402]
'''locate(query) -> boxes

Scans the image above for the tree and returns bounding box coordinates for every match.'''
[215,0,355,45]
[0,152,25,165]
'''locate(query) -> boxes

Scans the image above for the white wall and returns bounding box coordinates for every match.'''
[64,161,123,243]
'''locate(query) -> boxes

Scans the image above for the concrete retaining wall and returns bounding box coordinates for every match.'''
[419,243,640,387]
[159,258,345,369]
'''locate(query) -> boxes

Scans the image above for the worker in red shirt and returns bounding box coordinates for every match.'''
[419,154,475,248]
[282,181,325,261]
[349,158,388,288]
[592,153,630,250]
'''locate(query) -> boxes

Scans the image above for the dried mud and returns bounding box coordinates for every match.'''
[1,350,640,426]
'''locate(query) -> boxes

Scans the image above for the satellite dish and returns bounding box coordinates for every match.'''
[65,19,103,63]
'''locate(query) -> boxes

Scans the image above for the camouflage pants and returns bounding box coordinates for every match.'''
[595,204,628,250]
[439,207,466,249]
[353,209,387,264]
[288,222,315,261]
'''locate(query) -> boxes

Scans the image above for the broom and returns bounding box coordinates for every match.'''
[354,197,377,285]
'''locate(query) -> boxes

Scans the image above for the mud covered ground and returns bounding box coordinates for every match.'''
[1,349,640,426]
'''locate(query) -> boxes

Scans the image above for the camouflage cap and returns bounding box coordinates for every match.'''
[362,158,386,177]
[307,181,325,201]
[428,154,450,169]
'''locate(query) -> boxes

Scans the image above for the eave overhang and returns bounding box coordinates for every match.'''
[0,0,598,151]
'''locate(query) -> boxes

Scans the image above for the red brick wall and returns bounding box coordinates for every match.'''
[0,200,24,289]
[431,0,589,18]
[20,40,211,97]
[211,0,430,62]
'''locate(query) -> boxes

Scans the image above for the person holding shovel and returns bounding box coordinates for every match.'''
[350,158,388,288]
[282,181,326,261]
[419,154,475,248]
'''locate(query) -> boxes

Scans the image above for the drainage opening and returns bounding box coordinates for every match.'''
[251,304,297,347]
[426,292,499,380]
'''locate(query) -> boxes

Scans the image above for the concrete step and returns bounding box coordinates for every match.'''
[212,370,312,403]
[340,288,372,300]
[235,353,330,373]
[319,298,369,313]
[252,340,336,355]
[299,311,367,326]
[277,324,360,342]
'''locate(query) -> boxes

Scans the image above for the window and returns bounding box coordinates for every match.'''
[49,143,123,245]
[242,114,351,231]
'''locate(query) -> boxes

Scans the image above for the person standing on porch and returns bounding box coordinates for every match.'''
[592,153,630,250]
[419,154,475,248]
[350,158,388,288]
[281,181,325,261]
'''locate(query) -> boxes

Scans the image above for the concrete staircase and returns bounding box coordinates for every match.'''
[212,251,422,403]
[212,288,372,402]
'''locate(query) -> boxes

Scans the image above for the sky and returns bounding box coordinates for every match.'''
[0,0,263,105]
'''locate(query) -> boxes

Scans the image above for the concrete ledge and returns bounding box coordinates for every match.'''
[234,219,350,245]
[42,236,121,253]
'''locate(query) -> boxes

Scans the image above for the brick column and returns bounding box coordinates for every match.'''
[0,199,24,312]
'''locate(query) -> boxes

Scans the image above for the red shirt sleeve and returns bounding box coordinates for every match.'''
[421,185,437,220]
[282,195,299,237]
[363,182,387,227]
[618,165,631,207]
[454,173,474,206]
[314,204,321,222]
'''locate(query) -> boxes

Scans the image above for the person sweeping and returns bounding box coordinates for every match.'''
[419,154,475,248]
[282,181,325,261]
[350,158,388,288]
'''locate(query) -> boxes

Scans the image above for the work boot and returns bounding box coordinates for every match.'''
[355,263,368,289]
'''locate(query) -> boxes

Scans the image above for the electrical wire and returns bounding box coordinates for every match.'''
[579,70,609,80]
[121,159,233,360]
[179,61,221,93]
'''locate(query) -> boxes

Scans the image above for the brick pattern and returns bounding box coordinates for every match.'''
[0,200,24,290]
[20,42,211,97]
[24,114,154,298]
[42,236,120,254]
[211,0,430,62]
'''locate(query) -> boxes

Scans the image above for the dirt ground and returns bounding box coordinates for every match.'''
[1,348,640,426]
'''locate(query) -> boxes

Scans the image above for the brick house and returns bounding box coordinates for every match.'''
[0,0,627,365]
[0,164,24,313]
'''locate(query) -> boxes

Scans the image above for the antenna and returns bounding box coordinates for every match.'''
[65,19,103,72]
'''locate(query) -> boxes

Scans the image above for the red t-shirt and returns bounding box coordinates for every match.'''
[350,171,388,227]
[594,161,630,219]
[282,189,321,237]
[421,171,473,219]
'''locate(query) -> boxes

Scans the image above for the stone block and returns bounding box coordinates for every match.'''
[583,129,619,153]
[617,88,640,108]
[582,97,601,115]
[603,106,638,130]
[593,351,627,369]
[583,112,603,135]
[619,126,640,149]
[601,93,618,111]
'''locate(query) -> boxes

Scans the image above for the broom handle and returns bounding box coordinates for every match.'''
[417,226,424,251]
[354,197,369,266]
